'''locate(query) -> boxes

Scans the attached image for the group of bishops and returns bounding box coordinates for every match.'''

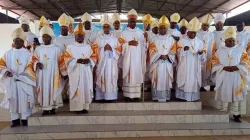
[0,9,250,128]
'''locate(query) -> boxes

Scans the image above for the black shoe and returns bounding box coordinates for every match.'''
[153,100,158,102]
[125,97,131,102]
[21,120,28,126]
[105,100,115,103]
[210,85,215,91]
[75,111,82,114]
[42,110,50,116]
[11,119,21,128]
[82,109,89,114]
[133,98,140,102]
[233,115,242,123]
[239,115,242,118]
[50,109,56,115]
[200,87,207,91]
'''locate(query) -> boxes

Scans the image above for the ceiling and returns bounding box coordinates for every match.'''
[0,0,249,22]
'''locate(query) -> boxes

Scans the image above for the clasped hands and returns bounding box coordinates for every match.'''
[223,66,239,72]
[184,46,203,55]
[159,55,172,63]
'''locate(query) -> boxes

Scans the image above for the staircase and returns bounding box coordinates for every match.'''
[1,100,250,139]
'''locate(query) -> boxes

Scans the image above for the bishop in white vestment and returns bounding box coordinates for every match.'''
[92,15,120,101]
[213,13,226,51]
[168,13,181,41]
[54,13,74,53]
[149,16,176,102]
[0,28,35,127]
[81,12,97,46]
[197,14,215,89]
[212,27,250,123]
[19,15,37,51]
[64,23,94,113]
[118,9,146,101]
[176,17,205,101]
[236,22,250,55]
[33,26,66,115]
[179,19,188,39]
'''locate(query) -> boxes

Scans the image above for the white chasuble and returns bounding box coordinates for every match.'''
[212,45,250,102]
[176,37,205,101]
[118,27,146,98]
[197,29,216,86]
[64,43,94,111]
[149,34,176,101]
[0,48,35,116]
[213,30,224,50]
[54,35,75,53]
[92,34,119,100]
[33,44,66,110]
[84,30,97,46]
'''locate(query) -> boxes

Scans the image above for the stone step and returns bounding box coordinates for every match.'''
[1,122,250,139]
[28,107,228,126]
[89,101,202,111]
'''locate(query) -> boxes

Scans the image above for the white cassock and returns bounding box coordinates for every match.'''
[168,27,181,38]
[176,37,205,101]
[212,45,249,115]
[92,34,120,100]
[213,30,224,50]
[149,34,176,101]
[64,42,94,111]
[197,29,215,87]
[112,29,122,39]
[84,30,97,46]
[24,31,37,47]
[236,30,250,114]
[118,27,146,98]
[0,48,35,120]
[33,44,66,110]
[236,30,250,54]
[54,35,75,53]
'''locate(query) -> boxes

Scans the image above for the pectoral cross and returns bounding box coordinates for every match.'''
[16,59,22,73]
[162,45,166,49]
[227,54,233,66]
[44,54,49,67]
[82,53,86,59]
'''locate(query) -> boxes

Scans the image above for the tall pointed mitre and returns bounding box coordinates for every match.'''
[214,13,226,24]
[19,14,30,25]
[142,14,153,25]
[151,19,159,28]
[12,28,26,41]
[112,13,121,23]
[58,13,70,27]
[179,19,188,27]
[81,12,92,23]
[170,13,180,23]
[68,16,74,24]
[158,15,170,27]
[127,9,138,19]
[187,17,201,32]
[224,26,236,40]
[74,22,85,35]
[40,16,49,27]
[40,26,55,37]
[100,14,112,26]
[200,14,213,25]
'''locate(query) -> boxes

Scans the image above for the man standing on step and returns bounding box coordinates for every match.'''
[176,17,205,102]
[0,28,35,127]
[18,14,37,51]
[92,14,120,102]
[33,26,67,115]
[118,9,146,102]
[53,13,74,103]
[212,27,250,123]
[197,14,215,91]
[64,23,94,114]
[149,16,176,102]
